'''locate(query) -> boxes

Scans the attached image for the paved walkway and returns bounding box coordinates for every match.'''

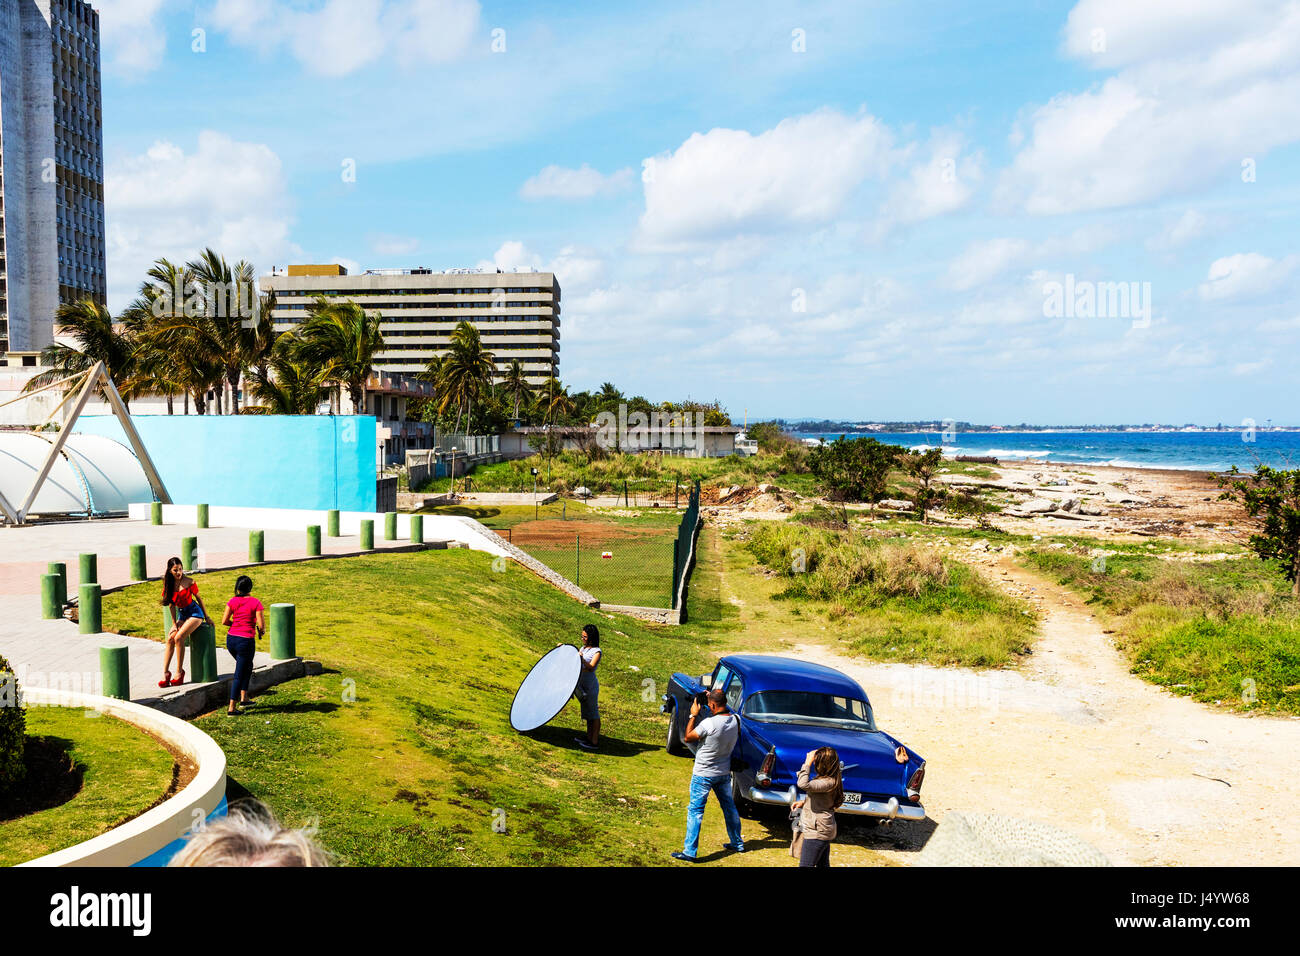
[0,517,447,707]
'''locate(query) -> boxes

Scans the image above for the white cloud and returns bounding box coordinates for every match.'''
[519,164,634,200]
[369,234,421,257]
[105,131,299,308]
[331,257,362,276]
[96,0,170,74]
[1198,252,1299,300]
[1001,1,1300,214]
[1146,209,1207,251]
[637,108,896,243]
[945,226,1119,290]
[204,0,480,76]
[874,131,983,235]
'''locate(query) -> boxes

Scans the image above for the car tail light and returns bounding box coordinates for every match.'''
[756,748,777,787]
[907,764,926,802]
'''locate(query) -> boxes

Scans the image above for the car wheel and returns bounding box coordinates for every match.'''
[665,707,687,756]
[731,772,756,819]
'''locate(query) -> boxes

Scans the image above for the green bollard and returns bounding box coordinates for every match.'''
[41,573,62,619]
[410,514,423,544]
[306,525,321,557]
[269,603,296,660]
[197,503,209,529]
[79,583,102,635]
[181,536,198,571]
[100,644,130,700]
[250,530,265,563]
[129,544,147,581]
[360,519,374,551]
[47,562,67,609]
[189,621,217,683]
[327,509,340,537]
[79,552,98,586]
[161,605,176,641]
[151,500,163,525]
[384,512,397,540]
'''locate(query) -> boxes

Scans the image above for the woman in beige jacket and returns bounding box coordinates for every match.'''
[792,747,844,867]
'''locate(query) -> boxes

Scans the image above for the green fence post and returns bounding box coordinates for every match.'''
[250,530,265,563]
[151,500,163,525]
[384,512,398,540]
[360,519,374,551]
[576,533,580,588]
[306,525,321,556]
[196,503,209,529]
[47,561,67,609]
[79,552,98,586]
[41,573,62,619]
[410,514,424,544]
[100,644,130,700]
[672,539,680,610]
[181,536,198,571]
[129,544,147,581]
[327,509,340,537]
[79,583,102,634]
[269,603,296,659]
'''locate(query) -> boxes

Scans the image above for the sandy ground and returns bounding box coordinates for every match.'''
[938,459,1251,546]
[788,554,1300,866]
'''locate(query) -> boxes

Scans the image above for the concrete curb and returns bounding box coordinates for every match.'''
[137,658,325,720]
[18,687,227,867]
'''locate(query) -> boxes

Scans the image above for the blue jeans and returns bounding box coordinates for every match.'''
[683,774,743,857]
[226,635,255,701]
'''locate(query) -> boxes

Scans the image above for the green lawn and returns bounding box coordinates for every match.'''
[97,532,923,867]
[1021,546,1300,713]
[0,707,176,866]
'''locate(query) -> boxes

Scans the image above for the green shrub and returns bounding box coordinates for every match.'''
[0,653,25,796]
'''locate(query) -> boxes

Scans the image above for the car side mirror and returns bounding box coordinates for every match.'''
[700,674,712,688]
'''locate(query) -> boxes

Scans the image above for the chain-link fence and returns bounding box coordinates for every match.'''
[672,480,702,610]
[503,524,677,608]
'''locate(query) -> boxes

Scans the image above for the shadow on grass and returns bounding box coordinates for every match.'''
[738,801,937,854]
[417,506,503,522]
[523,724,660,757]
[0,736,84,822]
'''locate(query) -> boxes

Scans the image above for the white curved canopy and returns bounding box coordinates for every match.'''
[0,362,169,523]
[0,432,152,517]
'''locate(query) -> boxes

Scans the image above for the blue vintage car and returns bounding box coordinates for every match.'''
[662,654,926,821]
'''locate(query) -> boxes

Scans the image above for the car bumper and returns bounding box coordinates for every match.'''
[744,786,926,821]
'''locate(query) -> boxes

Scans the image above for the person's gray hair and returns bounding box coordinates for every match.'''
[168,801,331,867]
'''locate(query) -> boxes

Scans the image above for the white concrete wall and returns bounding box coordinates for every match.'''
[126,502,513,558]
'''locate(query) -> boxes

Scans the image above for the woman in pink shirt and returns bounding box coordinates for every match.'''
[220,575,265,716]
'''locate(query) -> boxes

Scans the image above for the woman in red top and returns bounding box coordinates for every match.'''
[220,575,265,715]
[160,557,210,687]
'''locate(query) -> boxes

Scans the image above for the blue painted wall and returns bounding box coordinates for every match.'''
[74,415,377,511]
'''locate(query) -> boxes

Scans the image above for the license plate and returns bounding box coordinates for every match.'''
[842,792,861,805]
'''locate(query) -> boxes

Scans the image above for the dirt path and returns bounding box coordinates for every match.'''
[787,556,1300,866]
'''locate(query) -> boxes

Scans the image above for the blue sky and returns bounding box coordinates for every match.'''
[95,0,1300,424]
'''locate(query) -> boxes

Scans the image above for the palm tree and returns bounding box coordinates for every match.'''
[540,376,573,424]
[23,299,141,406]
[290,297,385,415]
[500,360,532,422]
[187,249,259,414]
[430,321,495,434]
[135,258,226,414]
[244,349,331,415]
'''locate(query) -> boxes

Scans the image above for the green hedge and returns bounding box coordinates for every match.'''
[0,653,25,795]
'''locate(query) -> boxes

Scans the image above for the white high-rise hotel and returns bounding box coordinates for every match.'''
[0,0,106,354]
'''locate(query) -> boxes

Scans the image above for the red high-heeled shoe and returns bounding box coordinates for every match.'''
[169,670,185,686]
[158,671,171,688]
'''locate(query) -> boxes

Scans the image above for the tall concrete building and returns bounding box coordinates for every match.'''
[261,265,561,385]
[0,0,107,354]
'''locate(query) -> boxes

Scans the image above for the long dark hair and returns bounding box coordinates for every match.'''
[234,575,254,597]
[581,624,600,647]
[160,557,183,606]
[813,747,844,809]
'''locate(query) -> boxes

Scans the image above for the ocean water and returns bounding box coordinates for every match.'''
[796,430,1300,472]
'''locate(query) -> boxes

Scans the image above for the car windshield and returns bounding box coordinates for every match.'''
[743,691,876,731]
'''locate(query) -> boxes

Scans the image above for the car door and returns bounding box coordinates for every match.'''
[683,662,733,754]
